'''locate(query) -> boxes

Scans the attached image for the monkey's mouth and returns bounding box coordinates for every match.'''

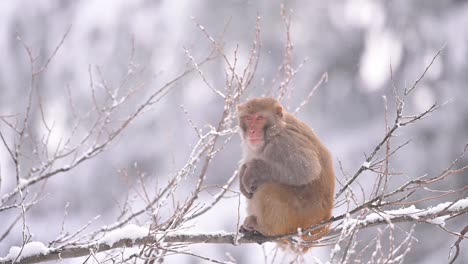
[249,138,263,145]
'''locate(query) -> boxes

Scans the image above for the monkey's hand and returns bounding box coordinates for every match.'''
[242,159,268,197]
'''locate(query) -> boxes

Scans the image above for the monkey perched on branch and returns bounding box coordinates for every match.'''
[237,97,335,251]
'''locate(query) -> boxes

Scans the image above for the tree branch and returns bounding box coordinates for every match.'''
[2,198,466,264]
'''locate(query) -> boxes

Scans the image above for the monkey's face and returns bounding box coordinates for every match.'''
[237,97,285,150]
[241,112,267,147]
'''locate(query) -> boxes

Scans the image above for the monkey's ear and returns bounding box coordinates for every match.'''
[275,106,283,118]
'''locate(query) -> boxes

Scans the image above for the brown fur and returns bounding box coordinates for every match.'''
[237,97,335,251]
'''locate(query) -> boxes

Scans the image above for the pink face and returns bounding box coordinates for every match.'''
[243,113,266,146]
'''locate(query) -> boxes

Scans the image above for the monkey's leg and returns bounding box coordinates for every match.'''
[248,182,297,236]
[249,182,330,236]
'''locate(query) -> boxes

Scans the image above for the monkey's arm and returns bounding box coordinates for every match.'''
[241,154,320,196]
[238,164,253,198]
[241,159,265,195]
[263,139,322,186]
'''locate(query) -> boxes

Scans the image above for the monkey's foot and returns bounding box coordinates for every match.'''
[240,225,257,234]
[240,215,259,234]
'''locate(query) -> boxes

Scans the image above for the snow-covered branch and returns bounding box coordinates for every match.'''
[2,198,467,264]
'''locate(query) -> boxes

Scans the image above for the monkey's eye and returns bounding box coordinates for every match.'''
[245,116,253,121]
[256,116,264,121]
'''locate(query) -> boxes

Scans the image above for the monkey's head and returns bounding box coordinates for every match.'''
[237,97,285,149]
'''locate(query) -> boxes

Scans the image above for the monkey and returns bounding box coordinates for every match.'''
[236,97,335,251]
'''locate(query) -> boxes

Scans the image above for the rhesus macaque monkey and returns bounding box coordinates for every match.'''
[237,97,335,250]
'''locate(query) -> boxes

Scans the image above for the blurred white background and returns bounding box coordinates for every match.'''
[0,0,467,263]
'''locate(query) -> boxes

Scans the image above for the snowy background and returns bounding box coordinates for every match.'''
[0,0,467,263]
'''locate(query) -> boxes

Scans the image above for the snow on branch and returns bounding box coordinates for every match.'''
[340,197,468,230]
[1,242,48,263]
[1,198,466,264]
